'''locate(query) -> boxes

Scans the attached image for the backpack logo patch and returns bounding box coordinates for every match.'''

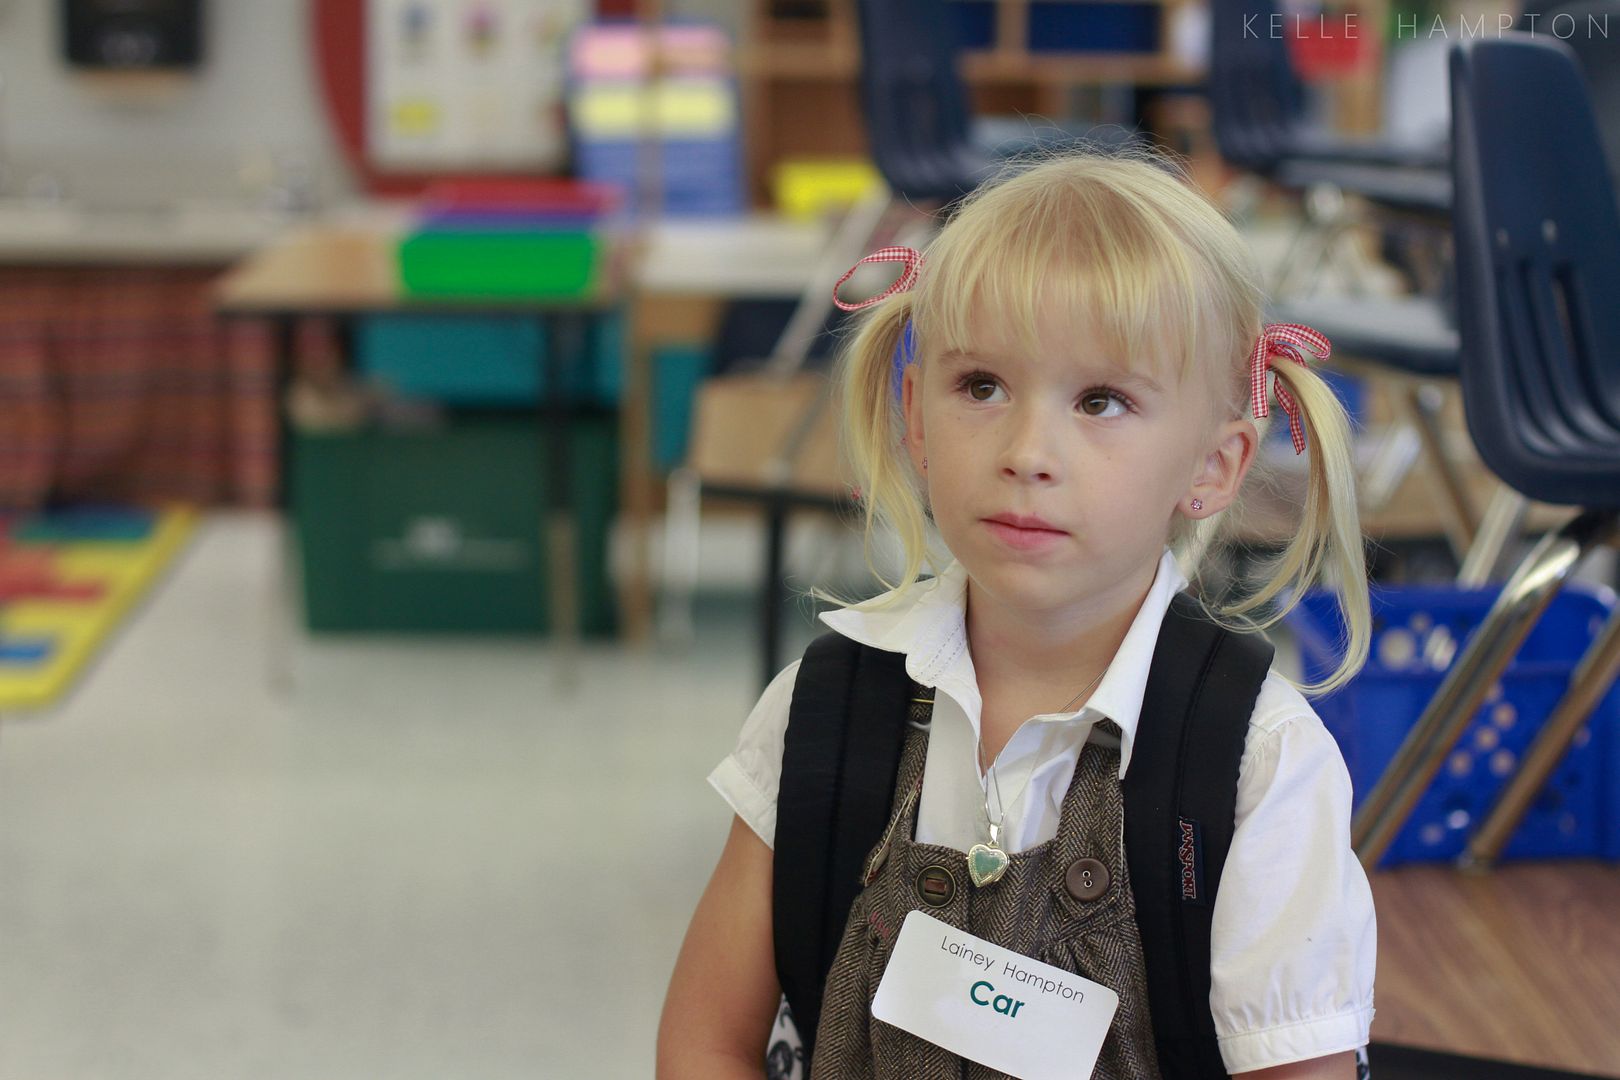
[1177,817,1206,906]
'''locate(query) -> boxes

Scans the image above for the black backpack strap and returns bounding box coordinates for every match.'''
[773,631,911,1062]
[1125,591,1274,1079]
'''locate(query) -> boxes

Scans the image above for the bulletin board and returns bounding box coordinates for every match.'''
[367,0,584,171]
[311,0,586,194]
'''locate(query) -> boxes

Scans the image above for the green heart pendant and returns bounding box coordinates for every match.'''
[967,842,1010,887]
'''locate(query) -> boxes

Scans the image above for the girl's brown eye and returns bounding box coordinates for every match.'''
[1080,390,1129,417]
[968,380,997,401]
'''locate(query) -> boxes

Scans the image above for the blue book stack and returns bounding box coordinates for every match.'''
[566,21,745,217]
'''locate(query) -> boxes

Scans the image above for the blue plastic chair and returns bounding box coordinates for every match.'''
[1351,33,1620,869]
[1209,0,1452,214]
[852,0,995,203]
[1227,0,1472,566]
[1519,0,1620,192]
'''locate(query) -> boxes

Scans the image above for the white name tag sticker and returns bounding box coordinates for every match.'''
[871,909,1119,1080]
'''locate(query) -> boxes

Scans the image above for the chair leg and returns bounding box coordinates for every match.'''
[1301,219,1359,297]
[1219,173,1265,228]
[1358,421,1424,514]
[1267,207,1327,298]
[1461,516,1620,868]
[1456,485,1530,587]
[1403,381,1478,564]
[656,466,703,647]
[1351,509,1619,868]
[1419,485,1532,670]
[765,187,897,378]
[1295,184,1356,297]
[761,495,789,690]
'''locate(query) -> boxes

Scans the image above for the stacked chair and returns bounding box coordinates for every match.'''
[1351,33,1620,869]
[1210,0,1452,296]
[1211,0,1496,573]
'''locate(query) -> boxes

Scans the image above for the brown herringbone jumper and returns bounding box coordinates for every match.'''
[809,689,1162,1079]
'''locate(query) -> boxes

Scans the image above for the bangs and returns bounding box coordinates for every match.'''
[911,161,1220,391]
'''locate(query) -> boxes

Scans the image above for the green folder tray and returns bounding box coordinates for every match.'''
[398,230,602,298]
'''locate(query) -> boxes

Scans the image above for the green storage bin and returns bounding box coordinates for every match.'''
[292,415,618,635]
[651,344,712,470]
[355,311,624,407]
[398,230,603,298]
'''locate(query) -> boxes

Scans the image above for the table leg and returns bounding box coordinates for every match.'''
[543,313,582,693]
[621,294,728,645]
[621,332,656,644]
[264,314,298,697]
[762,494,787,691]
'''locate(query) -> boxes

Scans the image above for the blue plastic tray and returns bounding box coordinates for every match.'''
[1286,582,1620,865]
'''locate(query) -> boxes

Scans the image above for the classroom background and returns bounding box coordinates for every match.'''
[1,0,1618,1077]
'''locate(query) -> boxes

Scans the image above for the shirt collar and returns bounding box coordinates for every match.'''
[818,548,1190,779]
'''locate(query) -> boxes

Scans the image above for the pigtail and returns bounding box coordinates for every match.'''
[1213,359,1372,696]
[831,293,936,601]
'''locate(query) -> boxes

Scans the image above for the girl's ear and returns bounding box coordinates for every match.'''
[1185,418,1258,517]
[901,362,927,473]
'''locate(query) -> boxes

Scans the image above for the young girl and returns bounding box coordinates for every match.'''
[658,150,1375,1080]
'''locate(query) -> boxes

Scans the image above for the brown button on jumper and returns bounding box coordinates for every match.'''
[1065,857,1112,902]
[809,694,1162,1079]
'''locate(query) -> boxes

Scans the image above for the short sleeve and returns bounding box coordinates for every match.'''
[1210,676,1377,1074]
[706,659,800,850]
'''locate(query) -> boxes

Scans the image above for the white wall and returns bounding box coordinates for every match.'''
[0,0,355,209]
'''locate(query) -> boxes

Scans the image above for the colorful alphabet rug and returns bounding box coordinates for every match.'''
[0,505,195,711]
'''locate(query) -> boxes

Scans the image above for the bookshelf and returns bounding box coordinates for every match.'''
[736,0,1221,205]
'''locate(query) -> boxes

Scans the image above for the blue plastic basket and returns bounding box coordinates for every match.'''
[1285,582,1620,866]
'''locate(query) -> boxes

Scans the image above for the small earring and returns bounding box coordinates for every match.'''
[922,457,928,470]
[1190,498,1203,511]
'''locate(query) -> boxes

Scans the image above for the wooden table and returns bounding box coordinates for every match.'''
[215,211,625,683]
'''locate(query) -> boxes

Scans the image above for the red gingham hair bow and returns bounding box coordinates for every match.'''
[832,246,924,312]
[1250,323,1331,455]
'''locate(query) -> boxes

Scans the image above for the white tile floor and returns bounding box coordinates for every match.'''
[0,513,807,1079]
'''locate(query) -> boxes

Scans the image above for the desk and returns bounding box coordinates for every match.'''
[215,210,625,679]
[215,208,834,648]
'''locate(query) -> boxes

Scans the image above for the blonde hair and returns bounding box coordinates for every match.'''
[826,147,1370,697]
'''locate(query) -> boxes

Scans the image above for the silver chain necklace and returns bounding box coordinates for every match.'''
[965,666,1106,888]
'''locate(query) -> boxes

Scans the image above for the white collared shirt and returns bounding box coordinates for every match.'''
[708,547,1376,1074]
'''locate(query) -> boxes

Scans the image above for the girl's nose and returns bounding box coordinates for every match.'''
[998,408,1060,482]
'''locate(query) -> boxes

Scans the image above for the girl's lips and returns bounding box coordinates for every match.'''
[983,518,1069,551]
